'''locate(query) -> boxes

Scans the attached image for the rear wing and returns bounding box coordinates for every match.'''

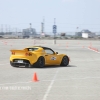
[10,50,32,56]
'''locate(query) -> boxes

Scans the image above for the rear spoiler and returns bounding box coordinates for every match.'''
[10,50,32,56]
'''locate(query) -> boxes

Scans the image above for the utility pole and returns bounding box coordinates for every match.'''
[29,23,32,36]
[9,25,10,33]
[1,24,3,33]
[53,18,57,44]
[54,18,56,25]
[41,17,45,36]
[41,22,44,33]
[30,23,32,29]
[6,25,7,34]
[16,28,17,35]
[43,16,45,34]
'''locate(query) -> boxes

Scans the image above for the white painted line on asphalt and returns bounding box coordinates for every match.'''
[57,77,100,80]
[0,76,100,86]
[0,81,32,85]
[44,94,99,96]
[42,77,100,82]
[72,59,100,62]
[42,69,59,100]
[42,77,100,81]
[0,94,98,96]
[0,63,9,65]
[87,48,100,53]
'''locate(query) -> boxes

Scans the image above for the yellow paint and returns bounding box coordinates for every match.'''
[10,46,67,65]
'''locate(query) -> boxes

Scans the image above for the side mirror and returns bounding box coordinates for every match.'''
[56,52,58,54]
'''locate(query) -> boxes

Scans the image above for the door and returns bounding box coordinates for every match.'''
[44,49,59,65]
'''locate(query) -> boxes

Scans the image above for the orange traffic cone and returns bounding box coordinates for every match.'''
[32,72,38,82]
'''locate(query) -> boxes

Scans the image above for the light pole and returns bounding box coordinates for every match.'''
[53,18,57,44]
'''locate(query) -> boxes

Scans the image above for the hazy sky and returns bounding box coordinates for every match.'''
[0,0,100,33]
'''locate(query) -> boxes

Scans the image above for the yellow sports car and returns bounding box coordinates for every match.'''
[10,46,70,68]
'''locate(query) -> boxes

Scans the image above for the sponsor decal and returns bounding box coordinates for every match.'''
[50,57,56,60]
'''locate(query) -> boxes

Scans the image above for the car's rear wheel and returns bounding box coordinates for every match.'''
[60,56,69,66]
[33,56,45,68]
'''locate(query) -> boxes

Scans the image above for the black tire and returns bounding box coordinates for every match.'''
[33,56,45,68]
[10,61,19,67]
[60,56,69,66]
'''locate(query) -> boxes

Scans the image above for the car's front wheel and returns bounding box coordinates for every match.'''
[60,56,69,66]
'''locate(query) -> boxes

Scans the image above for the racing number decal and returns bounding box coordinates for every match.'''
[50,57,57,60]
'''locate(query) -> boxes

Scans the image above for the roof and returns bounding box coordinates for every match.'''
[28,46,51,49]
[81,29,91,33]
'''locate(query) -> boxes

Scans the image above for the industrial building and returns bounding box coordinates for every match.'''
[23,28,36,35]
[22,23,37,38]
[22,28,37,38]
[75,29,96,38]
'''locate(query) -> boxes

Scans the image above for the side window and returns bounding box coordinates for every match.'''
[27,48,38,51]
[45,49,54,54]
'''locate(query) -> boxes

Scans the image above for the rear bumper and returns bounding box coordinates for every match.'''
[10,59,30,66]
[10,56,37,65]
[10,62,29,66]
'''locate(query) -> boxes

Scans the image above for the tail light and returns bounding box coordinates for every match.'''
[12,52,15,55]
[25,53,28,56]
[25,53,32,56]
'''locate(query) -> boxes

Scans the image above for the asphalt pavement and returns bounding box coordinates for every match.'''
[0,39,100,100]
